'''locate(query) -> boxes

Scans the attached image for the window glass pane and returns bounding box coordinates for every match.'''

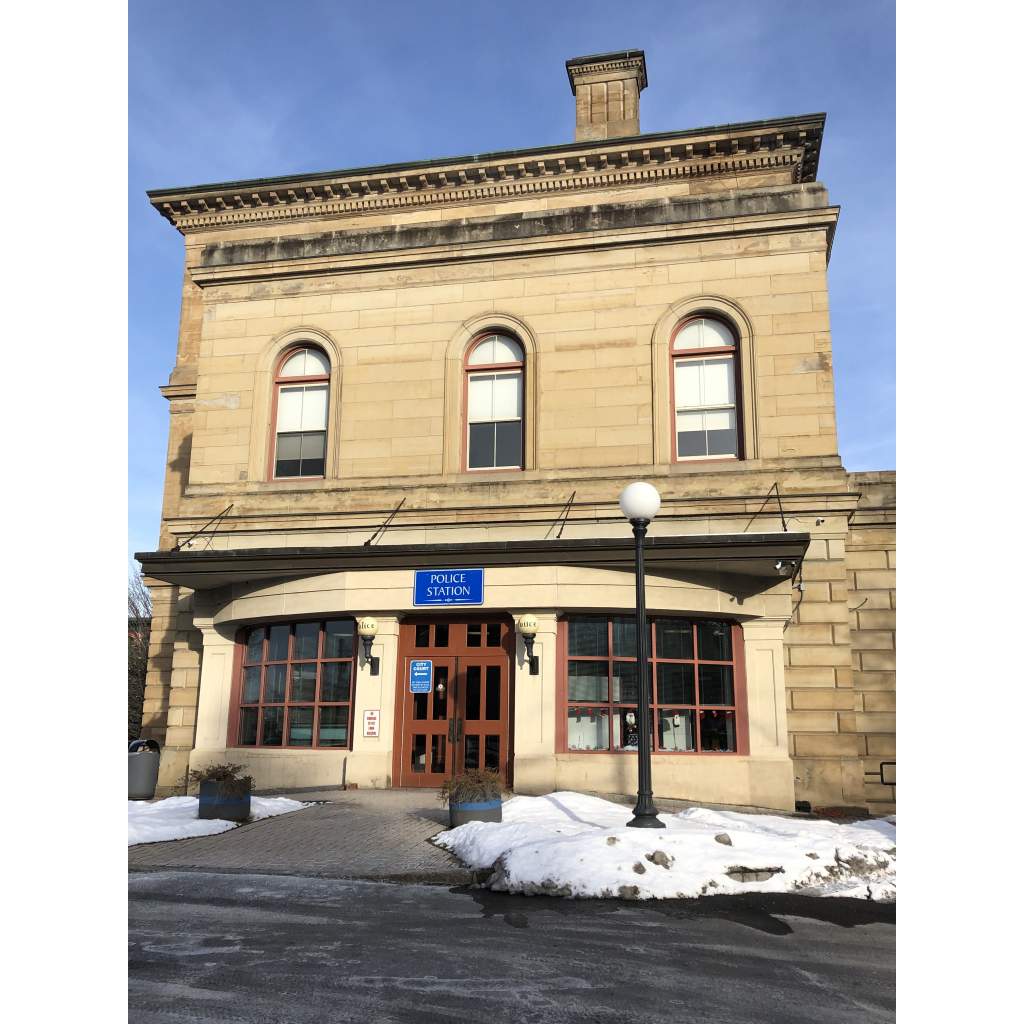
[699,710,736,752]
[698,665,735,706]
[277,388,304,431]
[294,622,319,661]
[612,662,638,704]
[245,628,265,664]
[268,625,290,662]
[324,620,354,659]
[299,431,326,475]
[468,422,495,468]
[413,692,428,720]
[657,663,695,705]
[464,735,480,770]
[486,623,502,647]
[467,336,496,366]
[434,624,449,647]
[264,664,286,703]
[613,709,652,751]
[568,661,607,702]
[238,707,258,745]
[290,663,317,703]
[288,706,314,747]
[485,735,500,771]
[491,336,524,363]
[432,666,448,720]
[411,734,426,772]
[468,375,494,421]
[705,411,737,457]
[281,351,308,377]
[675,360,702,407]
[698,621,733,661]
[675,320,702,350]
[281,348,329,377]
[466,666,481,720]
[676,413,706,458]
[431,735,447,773]
[300,385,328,430]
[261,707,283,746]
[658,709,695,751]
[568,618,607,657]
[701,319,735,348]
[567,706,610,750]
[415,624,430,648]
[275,433,301,477]
[485,665,501,720]
[321,662,351,703]
[656,620,693,660]
[242,667,261,704]
[318,706,349,747]
[702,358,734,406]
[467,624,481,647]
[612,617,637,658]
[494,420,522,468]
[492,372,522,419]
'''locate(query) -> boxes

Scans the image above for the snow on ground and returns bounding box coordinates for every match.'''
[434,792,895,901]
[128,796,308,846]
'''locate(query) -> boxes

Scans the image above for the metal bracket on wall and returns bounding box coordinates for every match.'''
[364,498,406,546]
[174,504,234,551]
[742,482,788,533]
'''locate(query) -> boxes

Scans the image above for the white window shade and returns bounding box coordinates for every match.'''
[675,357,734,409]
[468,376,493,422]
[468,372,521,421]
[277,384,328,432]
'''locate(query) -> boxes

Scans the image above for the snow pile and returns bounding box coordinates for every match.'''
[435,792,895,901]
[128,796,307,846]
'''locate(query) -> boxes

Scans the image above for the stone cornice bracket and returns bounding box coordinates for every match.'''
[149,115,825,234]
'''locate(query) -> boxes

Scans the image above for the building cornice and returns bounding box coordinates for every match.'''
[148,115,825,235]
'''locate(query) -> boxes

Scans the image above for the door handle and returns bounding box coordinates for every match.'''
[455,718,463,742]
[448,718,456,742]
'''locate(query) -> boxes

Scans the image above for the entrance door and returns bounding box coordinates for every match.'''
[394,618,514,789]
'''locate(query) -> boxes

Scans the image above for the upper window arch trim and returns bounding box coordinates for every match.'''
[277,345,331,379]
[465,333,525,368]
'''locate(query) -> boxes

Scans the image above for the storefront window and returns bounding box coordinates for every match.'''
[236,619,356,749]
[562,616,742,754]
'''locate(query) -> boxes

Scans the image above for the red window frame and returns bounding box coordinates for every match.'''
[669,315,744,463]
[555,615,749,755]
[267,345,331,481]
[462,332,525,473]
[229,619,357,749]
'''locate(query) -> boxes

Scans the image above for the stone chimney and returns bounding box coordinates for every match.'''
[566,49,648,142]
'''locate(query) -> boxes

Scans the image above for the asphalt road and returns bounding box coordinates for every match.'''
[129,871,895,1024]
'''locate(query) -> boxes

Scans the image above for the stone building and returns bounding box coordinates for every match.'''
[137,50,895,814]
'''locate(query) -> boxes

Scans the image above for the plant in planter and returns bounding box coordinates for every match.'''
[188,763,254,822]
[439,768,504,827]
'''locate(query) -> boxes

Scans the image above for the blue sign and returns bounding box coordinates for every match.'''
[409,660,433,693]
[413,568,484,606]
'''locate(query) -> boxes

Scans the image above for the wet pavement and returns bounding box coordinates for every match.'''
[129,870,895,1024]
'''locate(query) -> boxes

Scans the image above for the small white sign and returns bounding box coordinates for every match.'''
[363,710,380,738]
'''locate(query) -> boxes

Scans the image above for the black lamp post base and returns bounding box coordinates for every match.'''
[627,811,666,829]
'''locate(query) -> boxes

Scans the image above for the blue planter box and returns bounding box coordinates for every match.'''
[449,798,502,828]
[197,781,252,822]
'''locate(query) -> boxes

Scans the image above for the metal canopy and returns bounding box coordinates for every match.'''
[135,532,809,592]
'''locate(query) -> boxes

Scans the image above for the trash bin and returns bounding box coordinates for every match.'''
[128,739,161,800]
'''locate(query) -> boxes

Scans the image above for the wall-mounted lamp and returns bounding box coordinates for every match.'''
[357,617,380,675]
[516,614,540,675]
[774,559,798,578]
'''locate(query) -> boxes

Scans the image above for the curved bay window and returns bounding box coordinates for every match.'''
[671,317,740,461]
[272,346,330,478]
[561,615,746,754]
[465,333,524,470]
[235,619,356,748]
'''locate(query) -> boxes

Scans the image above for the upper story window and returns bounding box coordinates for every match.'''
[671,317,740,461]
[272,346,330,478]
[465,333,524,471]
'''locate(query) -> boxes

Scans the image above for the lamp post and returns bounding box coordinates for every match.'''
[619,482,665,829]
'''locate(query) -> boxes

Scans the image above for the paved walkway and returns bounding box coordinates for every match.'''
[128,788,478,884]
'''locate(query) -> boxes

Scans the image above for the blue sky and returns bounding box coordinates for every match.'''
[129,0,895,561]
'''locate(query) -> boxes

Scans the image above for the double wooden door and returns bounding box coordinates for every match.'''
[393,618,513,789]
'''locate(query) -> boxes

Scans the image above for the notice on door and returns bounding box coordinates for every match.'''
[413,568,484,606]
[409,659,433,693]
[363,710,380,738]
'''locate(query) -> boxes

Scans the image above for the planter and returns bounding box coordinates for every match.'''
[197,780,252,822]
[449,798,503,828]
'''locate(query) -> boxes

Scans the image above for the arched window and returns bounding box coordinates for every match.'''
[671,317,740,461]
[271,346,330,478]
[464,333,525,471]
